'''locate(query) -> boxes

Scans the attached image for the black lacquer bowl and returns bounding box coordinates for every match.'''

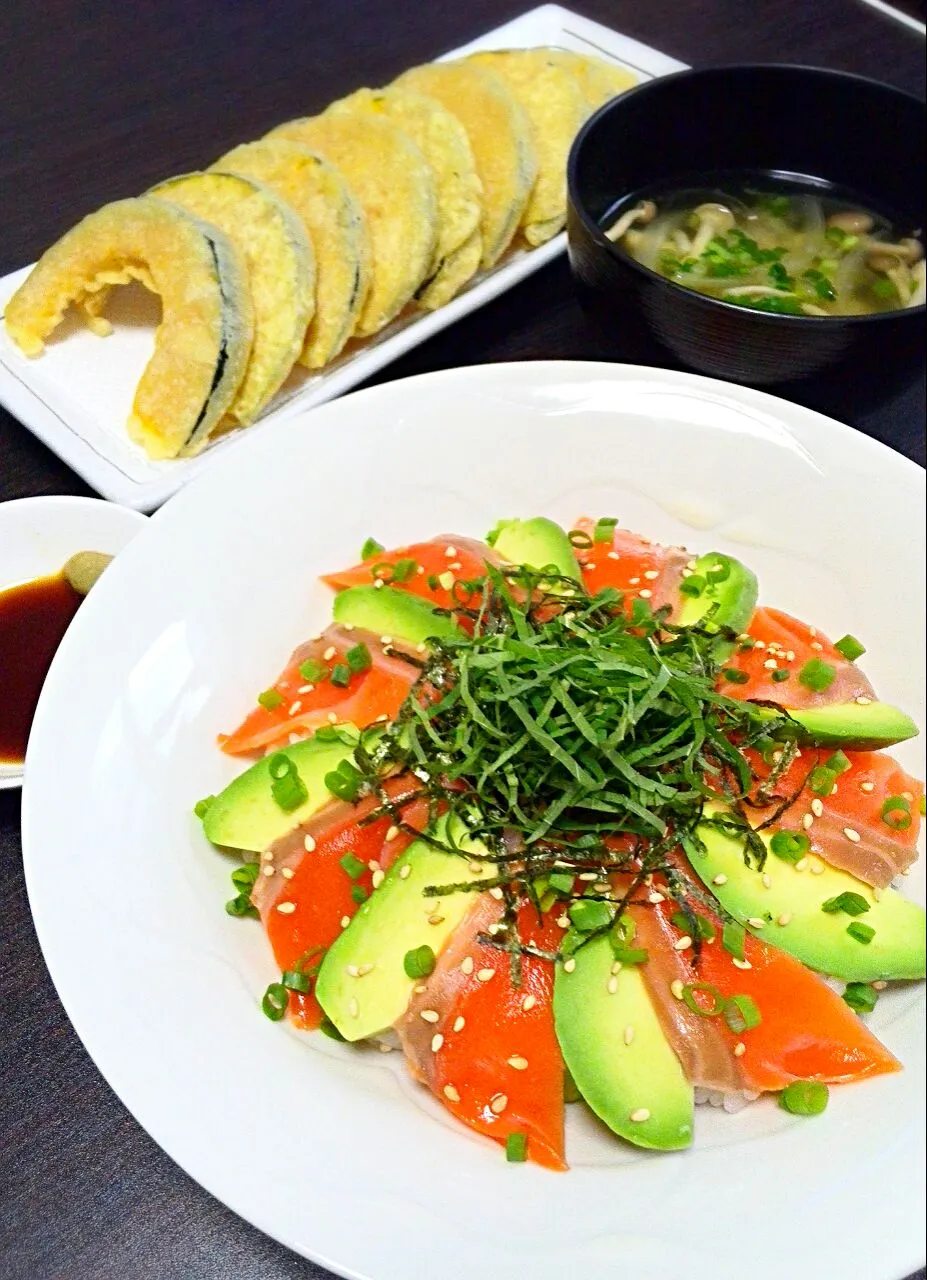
[567,65,926,389]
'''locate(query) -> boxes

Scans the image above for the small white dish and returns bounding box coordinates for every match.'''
[0,495,146,788]
[20,362,925,1280]
[0,4,685,511]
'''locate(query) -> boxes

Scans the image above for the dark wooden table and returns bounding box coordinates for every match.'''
[1,3,924,1278]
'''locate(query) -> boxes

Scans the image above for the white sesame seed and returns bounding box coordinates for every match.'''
[763,658,778,671]
[288,701,302,716]
[378,1042,393,1053]
[385,825,400,842]
[444,545,457,557]
[556,914,570,928]
[630,1108,651,1123]
[712,873,728,886]
[345,964,359,977]
[810,798,824,817]
[375,713,389,723]
[522,995,537,1012]
[453,1016,466,1032]
[477,968,496,983]
[372,870,385,889]
[748,917,765,929]
[399,864,412,880]
[327,712,338,725]
[810,640,823,651]
[584,562,597,572]
[648,891,665,904]
[489,886,504,900]
[578,871,598,882]
[431,1034,444,1053]
[795,858,808,872]
[873,887,883,901]
[374,578,384,589]
[629,576,640,585]
[276,901,296,914]
[420,1009,440,1023]
[356,964,374,977]
[508,1056,529,1071]
[607,551,620,560]
[856,696,872,705]
[733,1041,746,1057]
[323,646,337,661]
[449,562,462,571]
[873,980,888,991]
[611,960,623,975]
[762,874,772,889]
[347,998,359,1018]
[437,571,455,591]
[607,976,619,994]
[281,867,295,880]
[732,957,752,970]
[414,984,427,994]
[262,864,274,877]
[460,956,474,975]
[379,635,393,646]
[443,1085,460,1102]
[802,813,814,829]
[810,862,826,875]
[490,1094,508,1114]
[639,589,653,599]
[428,914,445,926]
[844,827,861,843]
[340,915,351,928]
[674,935,693,951]
[624,1025,635,1045]
[303,835,317,852]
[671,979,685,1000]
[644,569,660,580]
[297,684,314,694]
[777,912,792,926]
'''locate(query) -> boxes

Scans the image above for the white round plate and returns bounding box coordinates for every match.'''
[22,363,926,1280]
[0,495,146,788]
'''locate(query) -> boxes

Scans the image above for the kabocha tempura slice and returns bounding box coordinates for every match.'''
[4,197,253,458]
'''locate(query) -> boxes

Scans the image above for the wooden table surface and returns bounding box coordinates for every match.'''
[1,3,924,1278]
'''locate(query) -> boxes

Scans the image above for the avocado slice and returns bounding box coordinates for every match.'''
[675,552,758,639]
[332,585,459,646]
[755,701,919,752]
[691,805,926,981]
[488,517,581,580]
[553,935,693,1151]
[315,817,479,1040]
[202,731,356,852]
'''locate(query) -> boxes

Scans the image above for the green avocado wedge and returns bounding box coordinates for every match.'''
[202,729,358,853]
[554,934,693,1151]
[332,585,459,646]
[488,517,581,581]
[691,804,926,981]
[315,816,480,1040]
[756,701,919,752]
[675,551,759,639]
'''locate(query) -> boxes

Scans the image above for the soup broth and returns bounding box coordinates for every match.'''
[606,177,925,317]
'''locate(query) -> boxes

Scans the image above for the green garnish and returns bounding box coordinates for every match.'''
[346,643,372,674]
[330,663,352,688]
[825,750,851,775]
[325,759,364,802]
[298,658,327,683]
[505,1132,528,1162]
[821,892,870,916]
[360,537,385,561]
[670,910,715,941]
[569,899,613,932]
[548,872,575,896]
[391,558,418,583]
[834,634,865,661]
[339,852,367,880]
[261,983,289,1021]
[257,688,284,710]
[809,766,837,797]
[842,982,879,1014]
[268,753,309,812]
[681,982,726,1017]
[231,863,259,893]
[721,919,746,960]
[769,830,810,863]
[847,921,876,944]
[194,795,215,820]
[225,892,258,919]
[679,575,706,598]
[721,668,749,684]
[798,658,836,692]
[723,993,762,1033]
[403,945,437,979]
[351,884,368,905]
[593,517,619,543]
[780,1080,828,1116]
[872,277,897,301]
[881,795,912,831]
[281,968,311,994]
[771,668,791,683]
[319,1017,346,1041]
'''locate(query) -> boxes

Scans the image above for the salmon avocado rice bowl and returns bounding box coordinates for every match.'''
[195,515,925,1169]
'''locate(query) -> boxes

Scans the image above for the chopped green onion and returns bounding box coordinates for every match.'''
[390,558,418,583]
[881,795,912,831]
[609,944,649,965]
[319,1016,346,1041]
[268,753,308,812]
[630,598,652,626]
[809,767,837,797]
[769,830,810,863]
[505,1132,528,1162]
[705,558,731,582]
[722,668,750,685]
[834,634,866,661]
[231,863,260,892]
[225,892,258,919]
[593,517,619,543]
[847,921,876,944]
[257,688,284,710]
[842,982,878,1014]
[679,575,706,598]
[548,872,574,896]
[325,760,363,802]
[681,982,726,1017]
[351,884,368,905]
[798,658,836,692]
[194,795,215,820]
[721,919,746,960]
[825,750,851,775]
[723,993,762,1033]
[568,528,594,549]
[360,537,385,561]
[569,899,613,932]
[281,969,311,994]
[821,892,870,917]
[671,911,715,941]
[261,982,289,1021]
[339,852,367,880]
[346,643,372,674]
[780,1080,828,1116]
[330,663,352,688]
[771,668,791,683]
[298,658,328,683]
[403,945,437,979]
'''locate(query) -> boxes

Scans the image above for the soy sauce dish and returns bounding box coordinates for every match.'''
[567,65,926,387]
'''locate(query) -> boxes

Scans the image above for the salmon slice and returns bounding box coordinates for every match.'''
[323,535,499,611]
[572,519,690,616]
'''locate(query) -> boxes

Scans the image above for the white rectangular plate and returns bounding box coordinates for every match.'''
[0,5,685,510]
